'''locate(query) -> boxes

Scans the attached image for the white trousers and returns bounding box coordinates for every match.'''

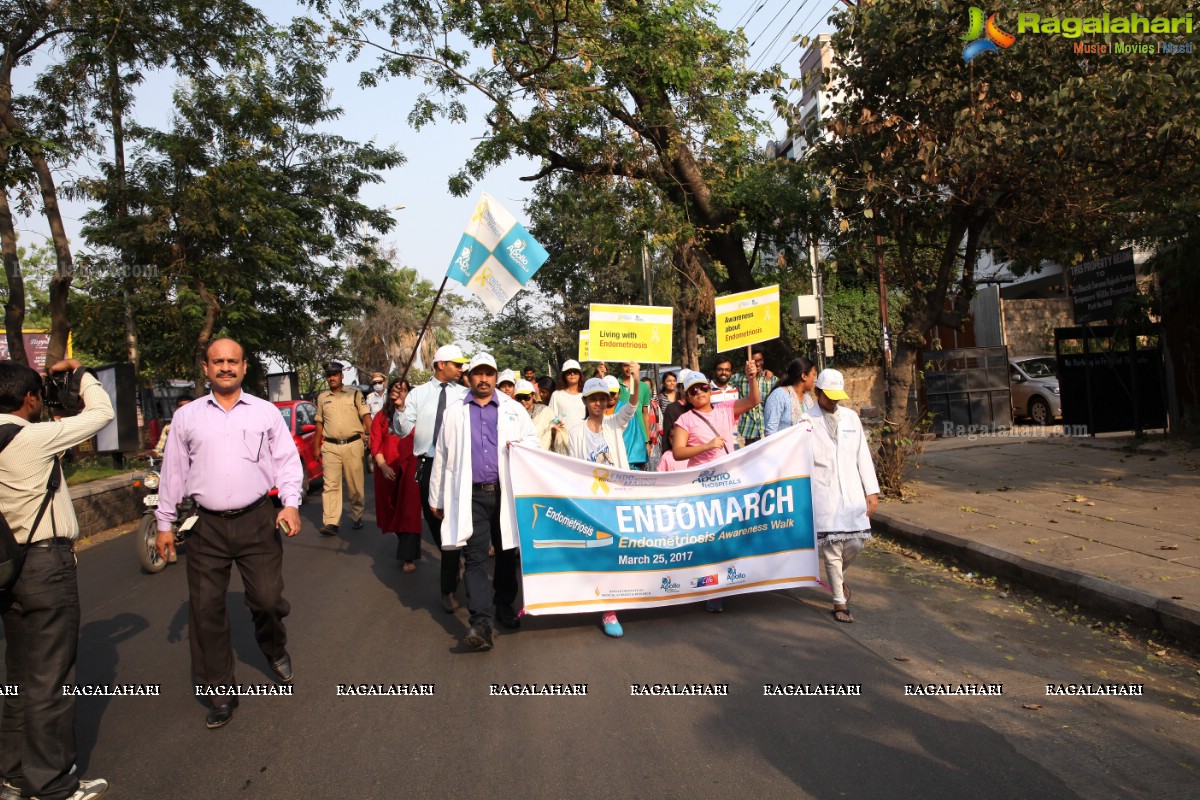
[820,538,866,605]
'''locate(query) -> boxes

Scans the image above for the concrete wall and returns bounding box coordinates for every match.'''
[1003,298,1074,356]
[70,473,143,539]
[839,366,885,411]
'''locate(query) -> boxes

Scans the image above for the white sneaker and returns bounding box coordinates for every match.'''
[66,778,109,800]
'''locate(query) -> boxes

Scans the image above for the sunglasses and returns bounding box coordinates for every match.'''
[687,386,710,396]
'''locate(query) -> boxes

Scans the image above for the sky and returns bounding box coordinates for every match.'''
[12,1,838,311]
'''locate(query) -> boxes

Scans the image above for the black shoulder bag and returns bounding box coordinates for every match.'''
[0,424,64,592]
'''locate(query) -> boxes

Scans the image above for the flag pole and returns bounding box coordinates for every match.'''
[400,276,450,383]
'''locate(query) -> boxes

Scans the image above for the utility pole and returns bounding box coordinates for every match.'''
[809,238,827,372]
[875,233,893,409]
[642,234,659,390]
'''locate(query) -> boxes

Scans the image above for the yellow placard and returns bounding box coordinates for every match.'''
[588,303,673,364]
[578,330,590,362]
[714,285,780,352]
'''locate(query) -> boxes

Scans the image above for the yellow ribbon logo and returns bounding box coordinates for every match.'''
[470,266,494,287]
[591,468,611,495]
[469,199,487,224]
[650,326,661,344]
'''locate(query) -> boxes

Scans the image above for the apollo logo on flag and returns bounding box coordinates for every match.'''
[445,191,549,313]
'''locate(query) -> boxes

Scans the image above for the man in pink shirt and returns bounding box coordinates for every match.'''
[156,338,303,729]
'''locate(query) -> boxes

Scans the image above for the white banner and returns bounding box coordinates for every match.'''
[503,424,820,614]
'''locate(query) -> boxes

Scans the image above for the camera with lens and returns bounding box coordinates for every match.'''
[42,366,94,416]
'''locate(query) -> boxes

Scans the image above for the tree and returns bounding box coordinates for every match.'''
[341,245,460,374]
[808,0,1200,428]
[75,39,404,386]
[1,0,264,365]
[305,0,803,362]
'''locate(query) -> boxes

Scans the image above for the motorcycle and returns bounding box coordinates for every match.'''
[135,455,199,574]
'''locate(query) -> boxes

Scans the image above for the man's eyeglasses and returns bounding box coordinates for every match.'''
[687,386,710,396]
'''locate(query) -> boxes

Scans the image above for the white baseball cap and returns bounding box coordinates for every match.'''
[814,368,849,400]
[514,379,535,396]
[582,378,610,398]
[433,344,469,364]
[467,352,498,373]
[604,375,620,393]
[497,369,517,386]
[683,372,710,391]
[561,359,582,373]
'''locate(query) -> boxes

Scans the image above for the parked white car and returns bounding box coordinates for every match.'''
[1009,356,1062,424]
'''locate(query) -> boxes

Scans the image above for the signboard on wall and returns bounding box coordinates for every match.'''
[1067,248,1137,324]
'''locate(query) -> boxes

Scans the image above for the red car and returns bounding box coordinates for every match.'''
[274,400,323,500]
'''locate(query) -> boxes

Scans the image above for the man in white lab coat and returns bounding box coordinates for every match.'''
[807,369,880,624]
[428,353,539,650]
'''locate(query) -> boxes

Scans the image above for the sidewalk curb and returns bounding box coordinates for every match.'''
[873,512,1200,649]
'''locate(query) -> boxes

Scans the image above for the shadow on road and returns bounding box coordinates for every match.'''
[75,612,149,769]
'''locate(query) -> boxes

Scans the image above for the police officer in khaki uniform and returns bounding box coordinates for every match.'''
[315,362,370,535]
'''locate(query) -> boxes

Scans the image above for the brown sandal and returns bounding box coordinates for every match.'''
[402,562,416,573]
[832,608,854,623]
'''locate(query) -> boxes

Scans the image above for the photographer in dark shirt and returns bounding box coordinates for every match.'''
[0,359,113,800]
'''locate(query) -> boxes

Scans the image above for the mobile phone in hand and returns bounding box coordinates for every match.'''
[278,519,291,536]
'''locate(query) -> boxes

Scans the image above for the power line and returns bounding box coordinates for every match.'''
[733,0,772,32]
[751,0,828,73]
[772,2,838,69]
[763,4,840,132]
[749,0,804,51]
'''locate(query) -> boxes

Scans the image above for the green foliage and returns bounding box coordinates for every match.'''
[342,247,459,375]
[2,0,267,362]
[305,0,804,349]
[73,37,404,382]
[820,283,905,368]
[810,0,1198,423]
[467,294,564,378]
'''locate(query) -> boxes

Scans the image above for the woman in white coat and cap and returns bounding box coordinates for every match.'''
[566,377,638,637]
[807,369,881,623]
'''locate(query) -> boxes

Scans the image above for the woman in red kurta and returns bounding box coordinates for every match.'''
[371,379,423,570]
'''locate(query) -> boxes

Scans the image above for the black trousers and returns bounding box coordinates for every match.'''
[463,487,520,628]
[187,501,289,706]
[395,532,422,562]
[1,545,81,800]
[417,457,461,596]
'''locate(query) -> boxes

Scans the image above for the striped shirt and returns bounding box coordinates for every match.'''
[0,373,114,543]
[730,373,776,441]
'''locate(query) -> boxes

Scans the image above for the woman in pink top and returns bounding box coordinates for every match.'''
[671,362,761,467]
[669,362,760,612]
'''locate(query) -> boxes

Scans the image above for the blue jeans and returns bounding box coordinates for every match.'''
[1,544,81,800]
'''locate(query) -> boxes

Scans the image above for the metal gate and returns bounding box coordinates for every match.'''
[924,346,1013,437]
[1054,325,1167,435]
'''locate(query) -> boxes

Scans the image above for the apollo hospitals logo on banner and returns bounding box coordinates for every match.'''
[446,192,549,313]
[502,425,820,614]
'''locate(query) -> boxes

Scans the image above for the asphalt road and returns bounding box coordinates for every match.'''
[6,477,1193,799]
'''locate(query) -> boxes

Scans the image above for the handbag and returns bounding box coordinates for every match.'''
[0,424,64,592]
